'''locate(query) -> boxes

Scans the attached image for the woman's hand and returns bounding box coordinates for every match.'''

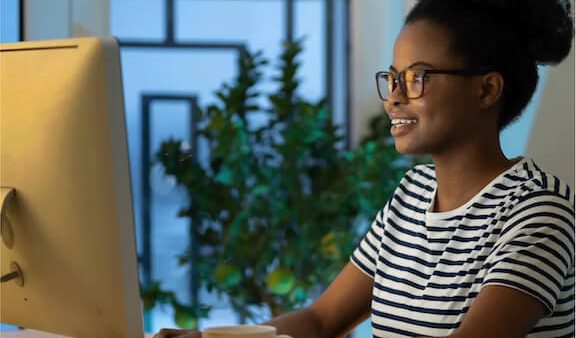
[153,328,202,338]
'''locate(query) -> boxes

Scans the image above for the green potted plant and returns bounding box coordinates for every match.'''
[142,40,421,328]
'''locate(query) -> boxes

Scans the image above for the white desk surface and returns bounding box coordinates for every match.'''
[0,329,154,338]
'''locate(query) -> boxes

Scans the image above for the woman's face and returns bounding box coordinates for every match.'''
[385,19,489,155]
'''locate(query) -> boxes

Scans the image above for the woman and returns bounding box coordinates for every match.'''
[155,0,574,337]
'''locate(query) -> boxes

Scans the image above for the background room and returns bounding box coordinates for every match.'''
[1,1,573,337]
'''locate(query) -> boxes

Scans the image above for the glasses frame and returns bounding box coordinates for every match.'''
[375,68,496,101]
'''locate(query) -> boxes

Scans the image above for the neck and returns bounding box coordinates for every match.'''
[430,139,518,213]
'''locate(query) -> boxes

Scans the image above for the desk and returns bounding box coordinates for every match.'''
[0,329,154,338]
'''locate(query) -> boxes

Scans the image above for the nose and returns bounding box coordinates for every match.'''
[384,89,406,111]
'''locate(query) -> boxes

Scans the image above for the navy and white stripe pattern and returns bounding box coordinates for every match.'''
[351,158,575,337]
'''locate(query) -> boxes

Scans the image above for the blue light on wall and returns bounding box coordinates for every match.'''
[1,0,20,43]
[500,67,548,158]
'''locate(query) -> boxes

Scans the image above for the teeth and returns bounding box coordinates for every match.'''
[391,119,417,126]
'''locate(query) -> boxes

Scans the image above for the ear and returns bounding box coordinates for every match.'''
[478,72,504,109]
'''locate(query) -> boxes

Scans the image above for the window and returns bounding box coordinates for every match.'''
[111,0,349,331]
[1,0,22,43]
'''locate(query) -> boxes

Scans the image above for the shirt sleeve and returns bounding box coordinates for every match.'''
[482,188,575,315]
[350,205,387,279]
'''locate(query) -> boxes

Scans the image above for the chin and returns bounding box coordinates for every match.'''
[393,132,441,156]
[393,141,432,156]
[394,141,419,155]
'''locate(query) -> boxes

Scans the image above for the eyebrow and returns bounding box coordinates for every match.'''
[389,61,436,72]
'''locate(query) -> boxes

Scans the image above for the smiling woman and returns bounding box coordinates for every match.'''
[359,0,574,336]
[154,1,575,337]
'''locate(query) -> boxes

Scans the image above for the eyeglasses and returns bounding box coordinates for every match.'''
[375,68,495,101]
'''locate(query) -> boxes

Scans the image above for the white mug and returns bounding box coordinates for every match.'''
[203,325,293,338]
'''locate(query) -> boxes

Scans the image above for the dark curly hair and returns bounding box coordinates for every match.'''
[406,0,574,130]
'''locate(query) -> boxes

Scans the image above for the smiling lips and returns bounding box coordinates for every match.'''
[390,118,418,137]
[391,118,418,127]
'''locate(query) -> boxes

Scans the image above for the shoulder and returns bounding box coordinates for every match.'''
[499,159,574,245]
[522,161,573,202]
[482,158,574,206]
[510,159,574,209]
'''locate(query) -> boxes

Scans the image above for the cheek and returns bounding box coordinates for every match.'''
[416,81,479,123]
[411,95,454,125]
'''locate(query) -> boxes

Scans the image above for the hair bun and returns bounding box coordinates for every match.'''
[512,0,573,64]
[467,0,573,64]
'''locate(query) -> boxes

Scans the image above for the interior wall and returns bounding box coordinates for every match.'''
[526,44,575,188]
[349,0,405,146]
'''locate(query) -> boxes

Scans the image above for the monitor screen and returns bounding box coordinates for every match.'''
[1,37,144,338]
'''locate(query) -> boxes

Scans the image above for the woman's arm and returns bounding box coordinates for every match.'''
[265,262,373,338]
[419,285,545,338]
[153,262,372,338]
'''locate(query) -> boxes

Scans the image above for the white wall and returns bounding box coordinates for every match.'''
[349,0,405,146]
[526,44,575,187]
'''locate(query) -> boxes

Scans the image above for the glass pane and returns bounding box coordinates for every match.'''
[150,100,193,330]
[117,48,237,331]
[175,0,284,103]
[175,0,283,48]
[1,0,20,43]
[111,0,165,41]
[120,48,237,228]
[295,0,325,103]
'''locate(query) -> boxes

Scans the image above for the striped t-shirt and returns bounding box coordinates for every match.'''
[351,158,575,337]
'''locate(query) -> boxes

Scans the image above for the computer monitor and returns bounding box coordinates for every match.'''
[0,37,144,338]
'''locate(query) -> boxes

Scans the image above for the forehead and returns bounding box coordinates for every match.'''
[392,19,465,71]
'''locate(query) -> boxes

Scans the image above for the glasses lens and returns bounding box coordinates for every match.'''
[404,70,424,99]
[376,72,393,100]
